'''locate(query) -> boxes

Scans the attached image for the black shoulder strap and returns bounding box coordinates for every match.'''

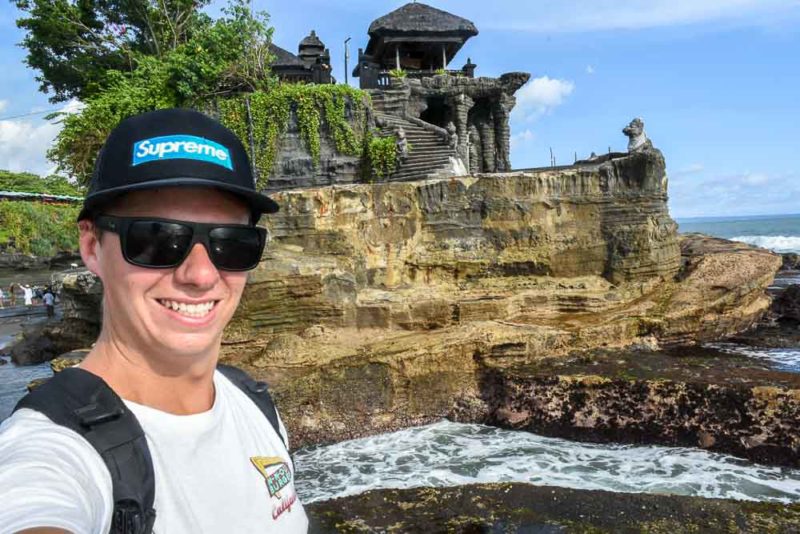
[216,364,286,450]
[14,368,156,534]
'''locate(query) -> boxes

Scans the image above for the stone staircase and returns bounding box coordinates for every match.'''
[374,112,457,182]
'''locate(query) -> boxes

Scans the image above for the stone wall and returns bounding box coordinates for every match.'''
[263,110,365,192]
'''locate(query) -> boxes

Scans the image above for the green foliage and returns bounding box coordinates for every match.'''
[388,68,407,79]
[434,68,448,76]
[217,84,369,187]
[0,200,80,256]
[13,0,213,102]
[0,170,84,197]
[366,134,398,179]
[47,0,275,183]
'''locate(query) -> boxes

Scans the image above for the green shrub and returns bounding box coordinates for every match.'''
[0,170,84,197]
[388,68,407,79]
[367,134,398,179]
[0,200,80,256]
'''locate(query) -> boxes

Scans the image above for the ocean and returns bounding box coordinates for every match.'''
[676,213,800,253]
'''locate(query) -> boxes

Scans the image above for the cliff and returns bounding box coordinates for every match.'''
[216,150,783,450]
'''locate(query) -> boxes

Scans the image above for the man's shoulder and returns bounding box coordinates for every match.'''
[0,408,99,455]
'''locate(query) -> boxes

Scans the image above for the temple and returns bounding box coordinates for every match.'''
[356,3,529,174]
[352,2,478,89]
[270,2,529,183]
[269,30,334,85]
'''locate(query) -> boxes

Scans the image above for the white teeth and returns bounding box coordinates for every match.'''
[158,299,216,318]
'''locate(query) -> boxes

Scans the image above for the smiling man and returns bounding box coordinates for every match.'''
[0,109,309,533]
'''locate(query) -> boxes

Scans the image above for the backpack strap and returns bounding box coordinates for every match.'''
[216,364,286,450]
[14,368,156,534]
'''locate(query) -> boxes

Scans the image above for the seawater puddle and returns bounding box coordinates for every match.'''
[293,421,800,504]
[769,270,800,292]
[707,342,800,373]
[0,333,52,420]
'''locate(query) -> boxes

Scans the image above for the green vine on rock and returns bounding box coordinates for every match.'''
[216,84,369,187]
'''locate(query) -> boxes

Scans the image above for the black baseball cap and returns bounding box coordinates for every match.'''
[77,108,279,221]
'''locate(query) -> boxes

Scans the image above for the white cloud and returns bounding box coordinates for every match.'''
[478,0,799,32]
[514,76,575,122]
[585,65,595,75]
[0,100,82,175]
[742,172,769,185]
[0,100,8,114]
[669,170,800,218]
[511,129,535,149]
[671,163,705,178]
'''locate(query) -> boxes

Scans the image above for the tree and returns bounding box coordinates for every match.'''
[13,0,212,102]
[44,0,276,182]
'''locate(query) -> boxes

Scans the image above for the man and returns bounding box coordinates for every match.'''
[42,287,55,318]
[8,283,17,307]
[22,284,33,307]
[0,109,308,533]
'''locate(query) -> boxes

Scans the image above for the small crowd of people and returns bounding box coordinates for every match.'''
[0,283,57,317]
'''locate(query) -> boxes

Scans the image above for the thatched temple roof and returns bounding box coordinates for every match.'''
[368,3,478,37]
[269,43,305,67]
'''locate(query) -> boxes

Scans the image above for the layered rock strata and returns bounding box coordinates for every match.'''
[218,151,781,452]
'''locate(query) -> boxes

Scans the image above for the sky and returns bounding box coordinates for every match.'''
[1,1,799,218]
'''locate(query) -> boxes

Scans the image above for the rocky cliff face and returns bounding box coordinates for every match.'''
[219,150,782,450]
[228,149,679,340]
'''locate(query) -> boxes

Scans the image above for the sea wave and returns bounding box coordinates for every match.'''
[730,235,800,253]
[294,421,800,504]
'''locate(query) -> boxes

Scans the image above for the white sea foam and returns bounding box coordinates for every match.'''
[293,421,800,504]
[707,343,800,372]
[730,235,800,253]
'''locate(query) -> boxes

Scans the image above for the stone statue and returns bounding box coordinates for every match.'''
[622,117,653,153]
[396,127,409,161]
[446,122,458,150]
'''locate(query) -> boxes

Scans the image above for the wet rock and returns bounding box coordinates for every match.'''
[0,252,49,270]
[10,321,57,365]
[772,284,800,322]
[43,269,102,353]
[307,483,800,533]
[782,253,800,271]
[26,378,48,392]
[475,348,800,466]
[50,351,87,373]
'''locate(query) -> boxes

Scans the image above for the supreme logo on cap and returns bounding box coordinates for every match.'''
[132,134,233,170]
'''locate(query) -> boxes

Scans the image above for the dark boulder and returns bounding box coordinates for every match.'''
[782,252,800,271]
[9,322,58,366]
[772,284,800,322]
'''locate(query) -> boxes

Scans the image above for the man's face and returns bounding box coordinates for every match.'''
[83,187,252,364]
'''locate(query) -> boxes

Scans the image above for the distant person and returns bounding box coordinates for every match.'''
[22,285,33,307]
[0,287,4,309]
[43,288,55,318]
[8,283,16,307]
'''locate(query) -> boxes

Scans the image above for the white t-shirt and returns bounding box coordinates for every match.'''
[0,371,309,533]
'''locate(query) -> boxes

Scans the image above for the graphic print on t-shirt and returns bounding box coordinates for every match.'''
[250,456,298,520]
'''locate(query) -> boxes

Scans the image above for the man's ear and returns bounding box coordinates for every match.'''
[78,219,102,278]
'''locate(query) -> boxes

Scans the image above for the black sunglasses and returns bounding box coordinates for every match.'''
[94,215,268,271]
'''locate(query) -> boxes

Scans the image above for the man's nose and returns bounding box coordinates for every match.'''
[174,243,219,288]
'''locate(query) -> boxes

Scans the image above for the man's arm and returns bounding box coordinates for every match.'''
[0,410,113,533]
